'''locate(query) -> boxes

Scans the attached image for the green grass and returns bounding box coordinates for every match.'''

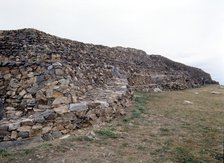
[132,109,141,118]
[95,129,118,139]
[122,117,130,123]
[172,146,200,163]
[131,92,148,119]
[21,149,33,155]
[146,85,224,163]
[38,143,54,149]
[0,149,9,158]
[75,136,94,141]
[136,145,147,151]
[159,128,170,136]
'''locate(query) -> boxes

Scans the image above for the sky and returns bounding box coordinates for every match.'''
[0,0,223,84]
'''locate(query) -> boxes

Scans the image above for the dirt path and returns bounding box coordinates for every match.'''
[0,85,223,163]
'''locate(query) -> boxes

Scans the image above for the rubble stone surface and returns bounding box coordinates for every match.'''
[0,28,218,142]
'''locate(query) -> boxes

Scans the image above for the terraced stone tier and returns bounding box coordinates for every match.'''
[0,77,131,141]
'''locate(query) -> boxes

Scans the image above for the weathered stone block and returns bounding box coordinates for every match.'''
[51,131,62,139]
[69,102,88,112]
[42,110,57,120]
[0,125,10,138]
[17,126,31,132]
[18,131,29,139]
[55,69,64,75]
[23,94,33,99]
[8,122,20,131]
[53,105,69,114]
[33,116,45,123]
[30,125,43,137]
[21,119,34,126]
[52,97,69,106]
[26,85,39,95]
[36,75,44,85]
[19,89,26,97]
[9,78,20,88]
[42,126,52,134]
[11,131,18,140]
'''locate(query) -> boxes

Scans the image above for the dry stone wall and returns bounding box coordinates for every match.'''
[0,52,131,141]
[0,28,217,142]
[0,59,131,141]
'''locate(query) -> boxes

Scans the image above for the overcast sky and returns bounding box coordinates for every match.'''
[0,0,223,84]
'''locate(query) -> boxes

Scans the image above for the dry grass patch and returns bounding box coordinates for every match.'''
[0,85,223,163]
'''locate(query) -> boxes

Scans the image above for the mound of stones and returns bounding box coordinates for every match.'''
[0,28,217,142]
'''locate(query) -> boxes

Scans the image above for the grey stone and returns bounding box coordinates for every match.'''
[47,65,53,70]
[69,102,88,112]
[153,87,162,92]
[3,74,11,80]
[21,98,36,107]
[27,99,36,107]
[18,131,29,138]
[41,110,57,120]
[46,69,55,75]
[52,62,62,67]
[0,138,28,148]
[8,122,20,131]
[33,116,45,123]
[21,119,34,126]
[9,78,20,88]
[36,75,45,84]
[55,69,63,75]
[90,100,109,108]
[51,131,62,139]
[0,98,4,120]
[0,125,10,140]
[0,125,9,133]
[41,133,53,141]
[112,67,126,79]
[20,99,27,108]
[27,85,39,95]
[183,100,193,105]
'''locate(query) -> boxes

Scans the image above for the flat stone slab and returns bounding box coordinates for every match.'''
[69,102,88,112]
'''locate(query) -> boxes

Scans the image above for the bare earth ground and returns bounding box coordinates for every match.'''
[0,85,223,163]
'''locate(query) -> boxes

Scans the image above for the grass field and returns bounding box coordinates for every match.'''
[0,85,223,163]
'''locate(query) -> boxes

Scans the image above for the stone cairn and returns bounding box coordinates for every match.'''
[0,29,217,142]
